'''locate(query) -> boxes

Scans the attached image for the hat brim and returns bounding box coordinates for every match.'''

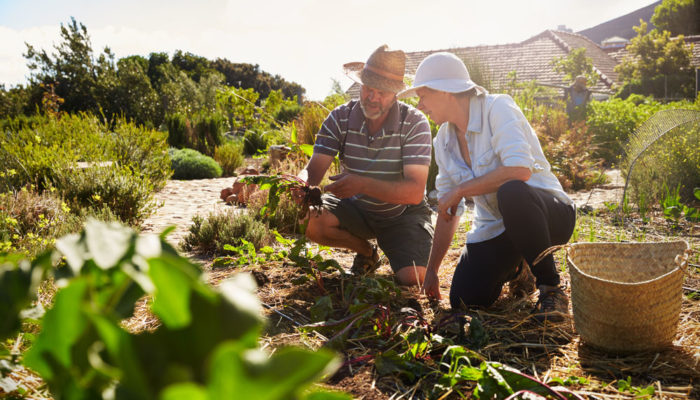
[344,62,405,94]
[397,79,486,99]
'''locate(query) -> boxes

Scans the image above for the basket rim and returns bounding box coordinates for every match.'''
[566,240,689,286]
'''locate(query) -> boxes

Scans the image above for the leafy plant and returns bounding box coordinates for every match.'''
[213,141,244,176]
[3,220,347,399]
[170,148,222,179]
[181,209,271,255]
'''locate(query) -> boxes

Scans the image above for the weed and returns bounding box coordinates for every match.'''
[181,209,271,255]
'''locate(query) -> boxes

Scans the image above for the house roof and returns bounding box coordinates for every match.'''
[346,30,619,99]
[576,1,660,45]
[606,34,700,67]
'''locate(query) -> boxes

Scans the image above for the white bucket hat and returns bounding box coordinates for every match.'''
[397,52,486,98]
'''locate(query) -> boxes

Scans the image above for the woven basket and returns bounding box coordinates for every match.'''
[567,240,689,353]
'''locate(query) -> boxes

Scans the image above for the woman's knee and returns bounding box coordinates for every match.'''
[497,180,528,205]
[449,283,501,309]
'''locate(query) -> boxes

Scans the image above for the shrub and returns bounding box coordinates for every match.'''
[108,119,172,191]
[0,187,80,256]
[181,209,271,255]
[171,148,222,180]
[626,124,700,205]
[275,102,302,123]
[0,113,105,191]
[53,165,158,226]
[296,103,329,146]
[214,141,245,176]
[531,107,604,191]
[192,111,225,156]
[247,189,303,234]
[164,112,188,149]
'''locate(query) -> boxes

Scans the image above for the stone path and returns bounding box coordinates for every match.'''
[141,177,237,247]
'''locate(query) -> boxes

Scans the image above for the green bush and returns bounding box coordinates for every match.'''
[192,112,225,156]
[247,190,303,234]
[214,141,245,176]
[164,112,188,149]
[109,119,172,191]
[586,97,700,165]
[181,209,271,255]
[626,124,700,205]
[171,148,222,180]
[54,164,158,226]
[0,187,81,256]
[275,102,302,123]
[0,113,105,191]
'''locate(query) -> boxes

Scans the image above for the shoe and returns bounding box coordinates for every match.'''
[532,285,568,323]
[351,245,381,275]
[508,260,536,297]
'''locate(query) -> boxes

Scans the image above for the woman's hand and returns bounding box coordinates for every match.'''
[436,187,463,222]
[421,269,442,300]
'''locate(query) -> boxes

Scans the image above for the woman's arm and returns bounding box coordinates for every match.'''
[422,210,461,300]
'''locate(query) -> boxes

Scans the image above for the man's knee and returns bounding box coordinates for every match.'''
[304,211,334,243]
[395,265,426,286]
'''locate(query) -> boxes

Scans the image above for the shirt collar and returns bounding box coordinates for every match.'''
[466,94,483,134]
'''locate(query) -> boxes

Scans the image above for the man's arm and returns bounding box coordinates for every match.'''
[298,153,335,186]
[324,164,429,205]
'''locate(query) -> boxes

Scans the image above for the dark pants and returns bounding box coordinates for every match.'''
[449,180,576,309]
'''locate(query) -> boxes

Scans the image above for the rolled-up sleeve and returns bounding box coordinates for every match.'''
[488,95,536,170]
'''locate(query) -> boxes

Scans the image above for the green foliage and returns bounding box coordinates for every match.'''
[0,84,31,119]
[170,148,223,180]
[214,141,245,176]
[3,220,342,399]
[550,47,598,86]
[165,112,189,148]
[54,164,158,226]
[585,97,684,164]
[211,58,305,100]
[181,209,271,255]
[0,187,79,256]
[504,72,558,121]
[0,113,104,191]
[624,113,700,206]
[651,0,697,36]
[109,118,172,191]
[614,21,694,99]
[243,128,270,156]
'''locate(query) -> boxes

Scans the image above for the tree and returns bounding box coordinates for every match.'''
[0,84,31,118]
[614,21,694,99]
[651,0,697,36]
[24,17,115,115]
[551,47,598,86]
[211,58,305,101]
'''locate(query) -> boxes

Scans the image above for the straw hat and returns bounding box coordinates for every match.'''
[344,45,406,94]
[398,52,486,98]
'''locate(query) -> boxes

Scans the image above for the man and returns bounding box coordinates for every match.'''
[564,75,591,121]
[297,45,434,286]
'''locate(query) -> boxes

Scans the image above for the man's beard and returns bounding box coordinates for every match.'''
[360,98,388,120]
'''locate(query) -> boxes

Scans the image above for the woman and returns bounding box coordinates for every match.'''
[397,52,576,322]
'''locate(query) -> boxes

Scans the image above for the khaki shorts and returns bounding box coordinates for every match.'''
[323,194,434,272]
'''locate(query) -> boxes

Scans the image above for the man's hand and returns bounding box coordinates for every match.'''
[324,172,366,199]
[421,269,442,300]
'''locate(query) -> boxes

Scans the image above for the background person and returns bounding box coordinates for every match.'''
[398,52,576,321]
[297,45,434,286]
[564,75,592,121]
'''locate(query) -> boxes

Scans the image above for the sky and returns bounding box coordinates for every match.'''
[0,0,659,100]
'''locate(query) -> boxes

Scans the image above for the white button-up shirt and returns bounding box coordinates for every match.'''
[434,93,574,244]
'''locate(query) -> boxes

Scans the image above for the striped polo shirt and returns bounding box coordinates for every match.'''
[314,100,432,218]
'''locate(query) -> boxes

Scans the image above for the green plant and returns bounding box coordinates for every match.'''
[170,148,222,179]
[54,164,158,226]
[109,118,172,191]
[2,219,346,399]
[0,187,79,256]
[617,376,655,397]
[214,141,245,176]
[242,128,270,156]
[164,112,188,149]
[181,209,271,255]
